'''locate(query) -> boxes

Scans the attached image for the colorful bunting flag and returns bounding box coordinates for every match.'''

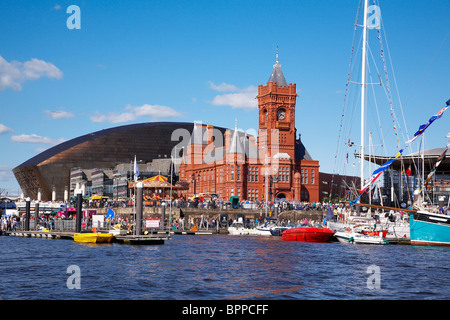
[426,147,448,181]
[359,148,404,193]
[406,105,449,144]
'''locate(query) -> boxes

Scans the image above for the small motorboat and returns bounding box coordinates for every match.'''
[269,226,290,236]
[228,221,250,235]
[97,233,114,243]
[335,229,388,245]
[74,232,114,244]
[282,227,335,242]
[249,218,278,236]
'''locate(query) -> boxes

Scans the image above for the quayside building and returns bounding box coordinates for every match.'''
[12,122,221,201]
[13,53,364,204]
[178,54,321,203]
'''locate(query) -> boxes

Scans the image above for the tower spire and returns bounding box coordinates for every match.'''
[276,42,279,65]
[268,42,287,86]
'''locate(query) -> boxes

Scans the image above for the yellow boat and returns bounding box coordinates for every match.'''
[74,233,114,244]
[97,233,114,243]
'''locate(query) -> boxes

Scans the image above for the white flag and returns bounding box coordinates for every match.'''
[134,155,140,181]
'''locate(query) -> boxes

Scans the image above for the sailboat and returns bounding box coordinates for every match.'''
[331,0,395,245]
[332,1,450,246]
[408,134,450,246]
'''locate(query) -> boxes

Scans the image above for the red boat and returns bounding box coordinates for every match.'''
[282,227,335,242]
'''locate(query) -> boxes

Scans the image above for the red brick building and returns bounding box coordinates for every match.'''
[179,54,320,203]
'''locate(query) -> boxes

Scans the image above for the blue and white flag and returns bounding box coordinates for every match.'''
[134,155,140,182]
[406,104,449,144]
[106,208,115,219]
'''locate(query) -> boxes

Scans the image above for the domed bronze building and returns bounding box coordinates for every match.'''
[13,122,208,201]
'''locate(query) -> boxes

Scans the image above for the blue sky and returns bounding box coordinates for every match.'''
[0,0,449,196]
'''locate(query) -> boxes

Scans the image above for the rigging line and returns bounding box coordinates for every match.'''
[370,22,403,150]
[343,33,364,148]
[366,44,399,152]
[365,43,392,159]
[370,0,408,150]
[405,30,450,106]
[379,12,413,153]
[332,0,362,178]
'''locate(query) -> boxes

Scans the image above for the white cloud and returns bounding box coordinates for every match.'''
[11,134,66,145]
[128,104,182,118]
[208,81,240,92]
[90,104,182,124]
[0,56,63,91]
[44,110,75,119]
[208,82,258,109]
[90,111,136,124]
[0,124,13,134]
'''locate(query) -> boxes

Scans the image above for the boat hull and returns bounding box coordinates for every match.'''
[228,227,250,235]
[74,233,113,243]
[97,233,114,243]
[410,212,450,246]
[270,227,289,236]
[335,230,388,245]
[250,227,273,236]
[282,227,334,242]
[74,233,99,243]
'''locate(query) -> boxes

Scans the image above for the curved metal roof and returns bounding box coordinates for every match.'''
[16,122,198,168]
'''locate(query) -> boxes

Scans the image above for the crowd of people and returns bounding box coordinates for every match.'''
[82,195,327,213]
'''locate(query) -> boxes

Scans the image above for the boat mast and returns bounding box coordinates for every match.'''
[360,0,369,190]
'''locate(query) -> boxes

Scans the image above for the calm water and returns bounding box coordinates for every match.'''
[1,234,449,300]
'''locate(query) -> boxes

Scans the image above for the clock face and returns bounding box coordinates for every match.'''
[277,110,285,120]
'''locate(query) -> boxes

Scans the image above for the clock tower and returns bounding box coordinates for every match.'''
[257,49,298,160]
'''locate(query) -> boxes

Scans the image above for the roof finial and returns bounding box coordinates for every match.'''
[276,42,279,65]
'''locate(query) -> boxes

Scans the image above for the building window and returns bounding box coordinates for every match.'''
[301,169,308,184]
[230,188,234,196]
[311,169,315,184]
[230,165,234,181]
[255,167,259,181]
[237,188,240,197]
[237,166,241,181]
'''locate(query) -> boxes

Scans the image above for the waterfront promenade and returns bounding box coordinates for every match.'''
[2,200,325,237]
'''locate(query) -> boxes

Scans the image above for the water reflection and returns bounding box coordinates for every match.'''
[1,234,450,299]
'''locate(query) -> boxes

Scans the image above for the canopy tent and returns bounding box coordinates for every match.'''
[145,174,168,182]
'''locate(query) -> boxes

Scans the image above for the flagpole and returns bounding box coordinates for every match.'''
[133,155,140,236]
[169,146,183,233]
